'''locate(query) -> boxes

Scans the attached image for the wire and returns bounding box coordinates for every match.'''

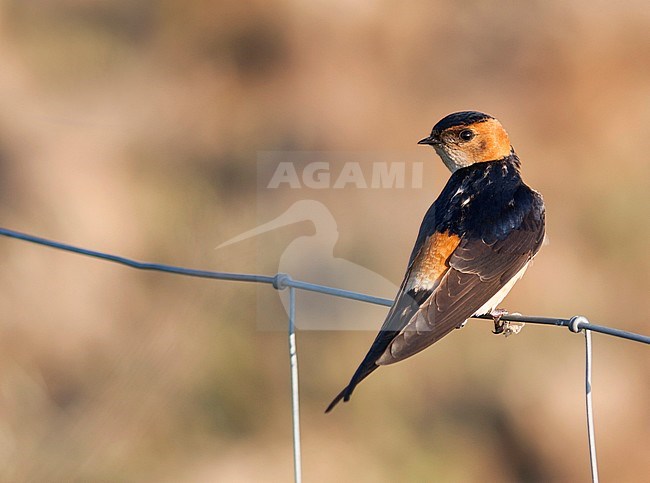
[0,227,277,284]
[584,328,599,482]
[2,225,648,483]
[288,286,302,483]
[1,226,647,344]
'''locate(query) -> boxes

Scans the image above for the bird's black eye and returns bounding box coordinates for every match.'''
[459,129,474,141]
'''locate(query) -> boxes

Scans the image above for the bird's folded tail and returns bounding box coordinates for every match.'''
[324,363,379,413]
[324,387,348,413]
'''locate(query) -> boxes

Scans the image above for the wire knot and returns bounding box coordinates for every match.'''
[569,315,589,333]
[273,273,292,291]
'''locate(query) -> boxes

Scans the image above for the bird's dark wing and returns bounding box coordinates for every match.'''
[325,191,544,412]
[325,230,461,412]
[378,204,545,364]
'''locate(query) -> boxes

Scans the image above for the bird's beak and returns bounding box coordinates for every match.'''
[418,134,439,146]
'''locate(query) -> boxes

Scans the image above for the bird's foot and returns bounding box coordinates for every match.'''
[491,308,509,334]
[491,309,524,337]
[502,319,525,337]
[455,320,468,330]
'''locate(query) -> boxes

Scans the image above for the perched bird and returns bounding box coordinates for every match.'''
[326,111,545,412]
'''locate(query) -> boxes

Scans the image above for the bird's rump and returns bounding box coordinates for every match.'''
[377,201,545,364]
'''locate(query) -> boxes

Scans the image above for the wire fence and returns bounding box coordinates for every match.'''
[1,226,649,483]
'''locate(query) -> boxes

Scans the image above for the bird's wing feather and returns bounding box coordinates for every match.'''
[378,231,461,333]
[325,184,545,412]
[377,204,545,364]
[323,231,460,412]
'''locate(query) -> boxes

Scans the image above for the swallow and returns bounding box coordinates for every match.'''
[326,111,545,412]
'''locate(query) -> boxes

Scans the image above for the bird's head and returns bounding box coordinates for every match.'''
[418,111,512,172]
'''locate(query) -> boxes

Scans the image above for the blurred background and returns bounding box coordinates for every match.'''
[0,0,649,481]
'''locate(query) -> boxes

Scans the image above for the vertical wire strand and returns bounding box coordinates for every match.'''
[288,286,302,483]
[585,329,599,483]
[4,227,650,480]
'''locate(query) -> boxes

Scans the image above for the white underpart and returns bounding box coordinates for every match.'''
[434,146,467,172]
[473,261,531,317]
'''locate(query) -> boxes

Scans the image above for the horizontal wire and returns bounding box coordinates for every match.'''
[0,227,277,285]
[1,226,649,344]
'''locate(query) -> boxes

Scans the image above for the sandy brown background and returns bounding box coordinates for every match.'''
[0,1,649,481]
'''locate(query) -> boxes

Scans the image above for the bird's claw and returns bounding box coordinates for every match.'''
[491,308,508,334]
[502,320,525,337]
[490,309,524,337]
